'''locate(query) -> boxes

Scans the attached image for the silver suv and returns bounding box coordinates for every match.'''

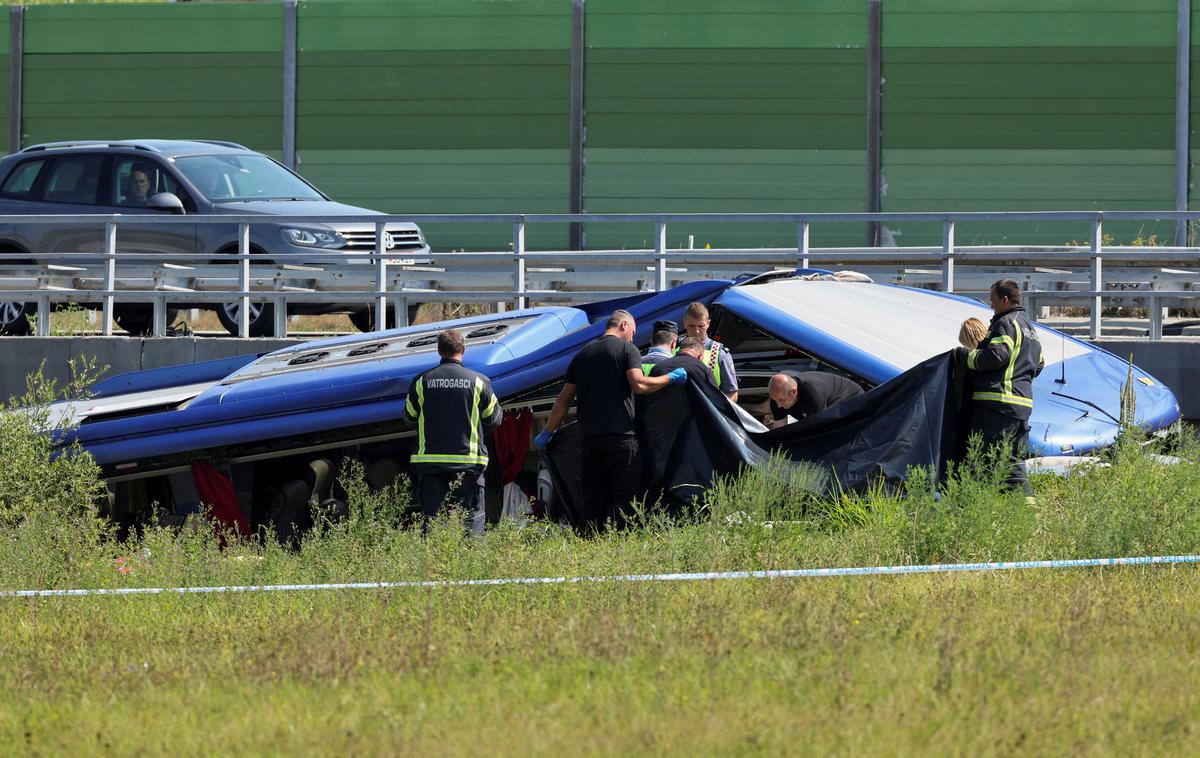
[0,139,429,335]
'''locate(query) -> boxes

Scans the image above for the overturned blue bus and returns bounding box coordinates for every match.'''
[48,273,1180,536]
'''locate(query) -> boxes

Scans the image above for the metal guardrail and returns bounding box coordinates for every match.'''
[2,210,1200,339]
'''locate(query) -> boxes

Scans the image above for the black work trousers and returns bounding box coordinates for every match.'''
[966,404,1032,495]
[579,434,641,534]
[415,467,486,536]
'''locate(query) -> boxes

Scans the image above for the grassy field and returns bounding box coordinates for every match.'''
[3,391,1200,752]
[2,568,1198,754]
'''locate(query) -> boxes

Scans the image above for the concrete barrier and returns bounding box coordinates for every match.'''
[4,335,1198,421]
[0,337,307,403]
[1091,338,1200,420]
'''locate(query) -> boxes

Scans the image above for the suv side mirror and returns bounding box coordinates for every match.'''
[147,192,185,215]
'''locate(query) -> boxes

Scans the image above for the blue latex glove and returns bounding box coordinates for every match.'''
[667,367,688,386]
[534,429,555,450]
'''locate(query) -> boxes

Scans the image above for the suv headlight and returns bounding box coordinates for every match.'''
[281,227,345,248]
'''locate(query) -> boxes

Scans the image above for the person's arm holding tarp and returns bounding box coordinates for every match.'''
[537,382,576,449]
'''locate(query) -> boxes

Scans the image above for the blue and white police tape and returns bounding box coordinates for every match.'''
[2,553,1199,599]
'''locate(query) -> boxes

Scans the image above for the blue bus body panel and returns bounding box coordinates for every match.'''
[89,353,261,398]
[70,280,731,465]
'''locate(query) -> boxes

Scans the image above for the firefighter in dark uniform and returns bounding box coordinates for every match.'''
[404,328,503,535]
[965,279,1044,501]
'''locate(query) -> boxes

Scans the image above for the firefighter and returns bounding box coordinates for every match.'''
[964,279,1044,501]
[682,302,738,401]
[404,328,503,535]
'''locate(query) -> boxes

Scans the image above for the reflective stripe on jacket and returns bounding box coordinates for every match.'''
[641,347,672,376]
[966,306,1044,418]
[404,358,503,467]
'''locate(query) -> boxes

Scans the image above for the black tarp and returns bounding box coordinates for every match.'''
[542,351,969,524]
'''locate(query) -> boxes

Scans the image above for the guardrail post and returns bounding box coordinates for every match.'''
[152,293,168,337]
[941,221,955,293]
[1150,294,1164,340]
[238,223,250,339]
[798,222,810,270]
[513,221,526,310]
[654,222,667,291]
[375,221,387,329]
[273,295,288,337]
[395,296,409,328]
[102,221,116,336]
[35,293,49,336]
[1090,217,1103,339]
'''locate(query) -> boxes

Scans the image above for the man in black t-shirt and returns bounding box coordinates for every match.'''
[538,309,686,533]
[767,370,864,428]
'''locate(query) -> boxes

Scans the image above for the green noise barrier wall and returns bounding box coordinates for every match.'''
[6,0,1198,251]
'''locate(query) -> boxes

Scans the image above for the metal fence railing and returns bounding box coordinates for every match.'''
[3,210,1200,339]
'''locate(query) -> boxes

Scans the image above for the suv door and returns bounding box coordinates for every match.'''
[14,153,107,260]
[0,157,47,249]
[106,156,198,256]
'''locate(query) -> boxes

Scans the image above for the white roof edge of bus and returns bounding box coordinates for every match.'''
[737,280,1089,371]
[42,381,216,429]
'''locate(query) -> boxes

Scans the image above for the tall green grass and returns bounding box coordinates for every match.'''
[5,375,1200,752]
[3,362,1199,592]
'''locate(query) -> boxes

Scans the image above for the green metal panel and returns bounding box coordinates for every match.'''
[587,0,864,49]
[300,148,569,250]
[884,0,1174,48]
[584,1,868,250]
[298,0,567,51]
[297,51,568,150]
[882,1,1177,246]
[21,4,282,151]
[24,3,282,54]
[296,0,571,251]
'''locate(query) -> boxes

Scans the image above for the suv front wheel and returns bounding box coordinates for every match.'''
[0,301,34,335]
[217,300,276,337]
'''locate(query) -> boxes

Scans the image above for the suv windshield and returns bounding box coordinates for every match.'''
[174,154,324,203]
